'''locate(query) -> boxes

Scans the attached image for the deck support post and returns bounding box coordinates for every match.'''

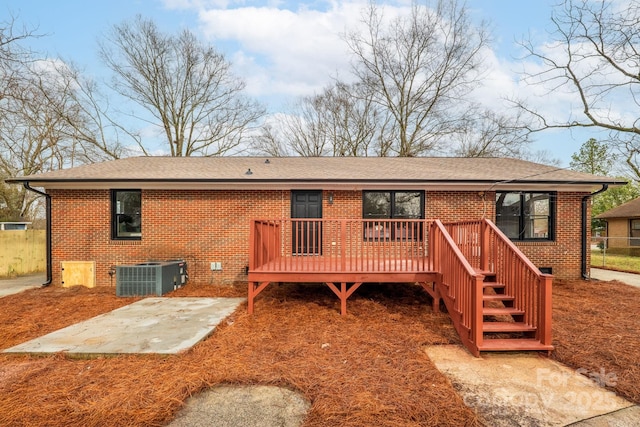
[325,282,363,316]
[419,274,442,312]
[248,281,271,314]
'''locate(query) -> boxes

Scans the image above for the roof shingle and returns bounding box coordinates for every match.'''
[7,156,623,185]
[596,197,640,219]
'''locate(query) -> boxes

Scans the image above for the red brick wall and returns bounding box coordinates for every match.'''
[427,191,589,279]
[427,191,495,221]
[50,189,289,286]
[48,188,588,286]
[511,192,588,280]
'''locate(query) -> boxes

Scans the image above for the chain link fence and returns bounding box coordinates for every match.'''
[591,237,640,272]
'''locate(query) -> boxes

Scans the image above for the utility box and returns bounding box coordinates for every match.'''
[116,260,187,297]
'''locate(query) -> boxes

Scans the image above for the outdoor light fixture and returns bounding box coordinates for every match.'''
[265,159,270,164]
[328,192,334,205]
[245,168,253,175]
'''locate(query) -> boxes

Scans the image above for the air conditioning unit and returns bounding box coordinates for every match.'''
[116,260,187,297]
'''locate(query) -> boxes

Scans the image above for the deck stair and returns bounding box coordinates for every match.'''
[432,220,554,356]
[476,271,552,352]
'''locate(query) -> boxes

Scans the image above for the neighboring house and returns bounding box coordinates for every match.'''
[7,156,624,355]
[596,197,640,252]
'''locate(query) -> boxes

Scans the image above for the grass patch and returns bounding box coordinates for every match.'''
[591,249,640,272]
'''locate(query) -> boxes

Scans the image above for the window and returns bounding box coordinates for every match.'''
[363,191,424,240]
[112,190,141,239]
[495,192,555,241]
[630,219,640,246]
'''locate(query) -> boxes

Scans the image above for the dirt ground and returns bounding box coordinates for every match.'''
[0,278,638,426]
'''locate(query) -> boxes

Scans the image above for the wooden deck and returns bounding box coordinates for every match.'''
[248,219,440,315]
[250,256,438,282]
[248,218,553,356]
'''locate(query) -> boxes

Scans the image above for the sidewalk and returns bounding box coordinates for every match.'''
[0,273,46,297]
[590,268,640,288]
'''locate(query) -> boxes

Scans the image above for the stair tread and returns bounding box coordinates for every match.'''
[483,322,536,332]
[478,338,554,351]
[483,282,505,288]
[483,307,525,315]
[483,294,515,301]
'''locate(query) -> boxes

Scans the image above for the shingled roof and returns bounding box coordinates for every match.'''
[596,197,640,219]
[7,156,625,191]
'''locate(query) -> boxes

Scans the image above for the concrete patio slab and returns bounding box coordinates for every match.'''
[3,297,245,355]
[426,345,636,427]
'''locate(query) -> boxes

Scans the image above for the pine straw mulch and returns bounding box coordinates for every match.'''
[0,278,639,426]
[551,278,640,404]
[0,283,477,427]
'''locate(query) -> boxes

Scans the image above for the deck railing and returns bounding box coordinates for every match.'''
[250,219,433,273]
[444,219,553,347]
[430,220,485,351]
[249,217,552,354]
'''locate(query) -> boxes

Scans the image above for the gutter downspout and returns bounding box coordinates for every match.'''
[582,185,608,280]
[22,182,52,287]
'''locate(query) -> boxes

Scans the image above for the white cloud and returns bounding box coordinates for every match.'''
[196,2,367,101]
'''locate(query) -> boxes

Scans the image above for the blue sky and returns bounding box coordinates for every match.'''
[3,0,603,166]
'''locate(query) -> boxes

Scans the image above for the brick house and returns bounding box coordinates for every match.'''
[596,197,640,253]
[8,156,624,354]
[9,156,621,286]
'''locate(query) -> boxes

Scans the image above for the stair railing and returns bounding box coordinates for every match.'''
[431,220,485,355]
[444,219,553,347]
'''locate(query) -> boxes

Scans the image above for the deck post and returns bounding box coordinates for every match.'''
[247,281,271,315]
[340,220,346,272]
[325,282,364,316]
[480,220,490,272]
[433,273,442,312]
[537,274,553,346]
[471,275,484,348]
[429,222,439,272]
[249,220,256,271]
[248,282,255,314]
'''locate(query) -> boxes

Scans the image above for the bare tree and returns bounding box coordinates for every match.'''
[516,0,640,178]
[0,16,45,220]
[250,122,293,157]
[252,81,390,157]
[40,61,129,163]
[99,16,265,157]
[345,0,490,157]
[0,16,124,220]
[0,63,100,218]
[449,108,532,158]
